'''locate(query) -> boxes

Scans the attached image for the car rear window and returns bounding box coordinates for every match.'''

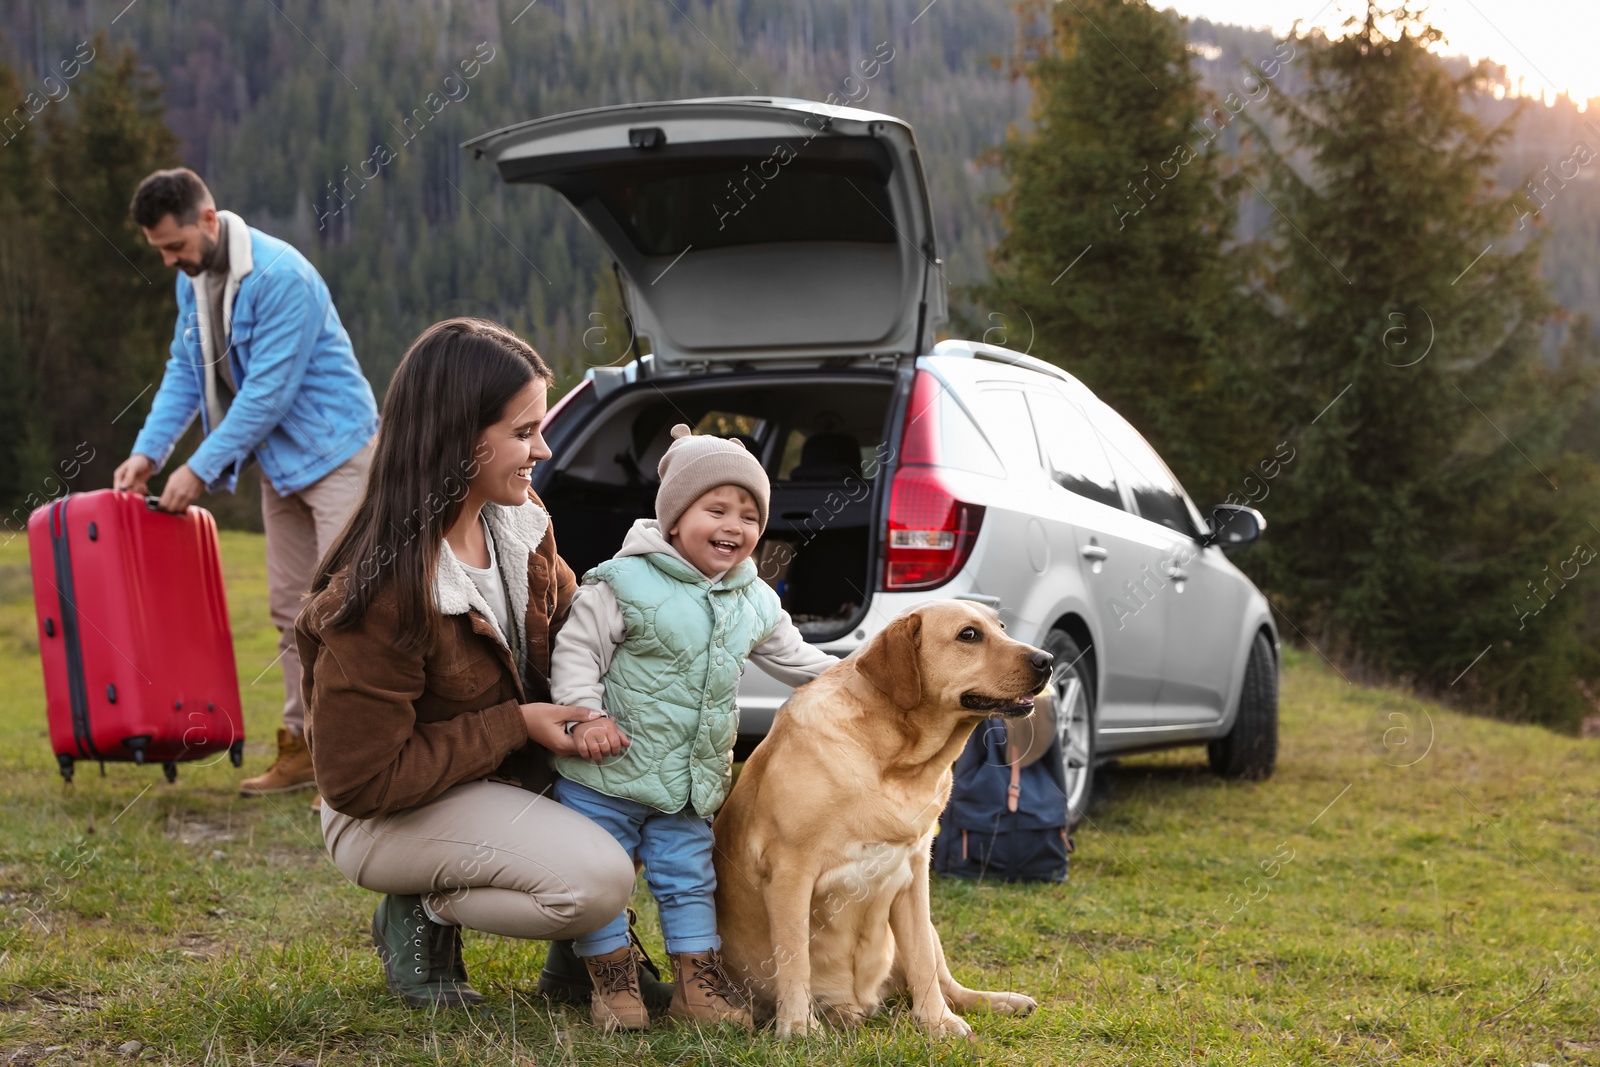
[589,160,899,255]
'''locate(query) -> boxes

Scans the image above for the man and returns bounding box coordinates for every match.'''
[112,168,380,810]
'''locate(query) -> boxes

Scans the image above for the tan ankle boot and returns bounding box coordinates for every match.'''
[239,727,315,796]
[667,949,753,1029]
[583,945,649,1031]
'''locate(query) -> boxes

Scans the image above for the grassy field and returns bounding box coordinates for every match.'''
[0,530,1596,1066]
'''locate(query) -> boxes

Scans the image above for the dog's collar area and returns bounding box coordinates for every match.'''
[960,693,1037,717]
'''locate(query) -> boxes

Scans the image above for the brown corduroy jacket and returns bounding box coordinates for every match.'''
[295,495,577,819]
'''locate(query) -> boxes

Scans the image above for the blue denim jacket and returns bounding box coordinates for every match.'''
[131,220,379,496]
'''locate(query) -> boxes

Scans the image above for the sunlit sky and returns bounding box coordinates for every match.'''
[1163,0,1600,106]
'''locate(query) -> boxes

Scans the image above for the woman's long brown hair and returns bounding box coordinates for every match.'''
[307,317,552,654]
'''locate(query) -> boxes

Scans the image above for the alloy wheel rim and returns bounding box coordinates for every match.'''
[1053,668,1091,812]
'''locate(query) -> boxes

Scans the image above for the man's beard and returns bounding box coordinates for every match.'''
[177,232,219,276]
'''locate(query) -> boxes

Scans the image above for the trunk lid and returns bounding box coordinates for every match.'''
[464,96,947,373]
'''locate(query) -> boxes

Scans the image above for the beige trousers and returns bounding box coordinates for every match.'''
[322,780,635,940]
[260,436,375,735]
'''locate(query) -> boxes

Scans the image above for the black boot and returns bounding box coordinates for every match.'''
[539,907,674,1014]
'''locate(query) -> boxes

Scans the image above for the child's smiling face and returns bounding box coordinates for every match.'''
[669,485,761,578]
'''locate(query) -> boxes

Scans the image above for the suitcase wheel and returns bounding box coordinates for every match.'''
[229,740,244,768]
[57,753,73,783]
[162,761,178,784]
[124,735,150,765]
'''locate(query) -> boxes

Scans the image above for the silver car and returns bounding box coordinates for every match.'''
[467,96,1279,826]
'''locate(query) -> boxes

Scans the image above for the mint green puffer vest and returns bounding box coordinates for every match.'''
[552,551,780,816]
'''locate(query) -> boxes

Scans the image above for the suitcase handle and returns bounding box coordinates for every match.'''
[113,489,176,513]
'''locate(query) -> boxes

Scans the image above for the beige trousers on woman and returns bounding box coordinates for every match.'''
[261,435,376,737]
[322,780,635,939]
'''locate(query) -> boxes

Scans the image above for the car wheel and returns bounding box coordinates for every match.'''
[1042,628,1096,830]
[1207,631,1278,780]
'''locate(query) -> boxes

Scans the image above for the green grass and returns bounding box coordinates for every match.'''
[1,531,1597,1065]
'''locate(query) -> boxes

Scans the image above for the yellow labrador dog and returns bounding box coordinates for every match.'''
[713,601,1050,1038]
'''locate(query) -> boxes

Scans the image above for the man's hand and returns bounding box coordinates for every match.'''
[112,454,155,495]
[156,464,205,513]
[571,715,630,764]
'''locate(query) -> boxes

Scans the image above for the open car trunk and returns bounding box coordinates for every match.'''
[464,97,946,371]
[535,373,898,641]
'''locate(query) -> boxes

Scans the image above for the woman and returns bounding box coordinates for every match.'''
[296,318,666,1010]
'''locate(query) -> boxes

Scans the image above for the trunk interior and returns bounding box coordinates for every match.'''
[539,373,898,641]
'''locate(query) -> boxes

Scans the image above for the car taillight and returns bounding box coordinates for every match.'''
[882,370,985,591]
[884,468,984,590]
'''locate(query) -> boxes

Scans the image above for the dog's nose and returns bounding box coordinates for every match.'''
[1029,650,1054,672]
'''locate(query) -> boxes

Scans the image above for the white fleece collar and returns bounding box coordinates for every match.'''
[217,209,253,335]
[433,500,551,654]
[193,210,255,435]
[191,210,253,341]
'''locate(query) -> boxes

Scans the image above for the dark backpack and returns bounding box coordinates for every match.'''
[933,717,1072,883]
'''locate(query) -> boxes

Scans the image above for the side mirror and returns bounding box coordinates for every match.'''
[1202,503,1265,549]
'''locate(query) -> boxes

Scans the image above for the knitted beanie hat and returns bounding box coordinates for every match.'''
[656,424,771,535]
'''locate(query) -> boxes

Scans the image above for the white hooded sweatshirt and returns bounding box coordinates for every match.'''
[550,519,837,717]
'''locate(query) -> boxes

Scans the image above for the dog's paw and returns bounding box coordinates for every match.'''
[819,1003,868,1029]
[954,989,1038,1017]
[987,991,1037,1016]
[774,1011,821,1039]
[919,1011,975,1040]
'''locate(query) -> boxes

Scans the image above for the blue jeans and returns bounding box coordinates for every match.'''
[553,777,720,957]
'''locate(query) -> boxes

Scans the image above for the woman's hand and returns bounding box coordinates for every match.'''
[520,702,626,758]
[571,716,630,764]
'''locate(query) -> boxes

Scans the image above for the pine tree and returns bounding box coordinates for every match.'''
[1246,4,1599,725]
[0,52,56,531]
[0,36,180,525]
[1552,315,1600,692]
[970,0,1265,501]
[35,37,179,495]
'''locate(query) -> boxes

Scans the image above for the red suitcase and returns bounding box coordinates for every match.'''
[29,489,245,783]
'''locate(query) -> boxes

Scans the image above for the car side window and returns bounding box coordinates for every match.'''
[1084,402,1199,537]
[904,376,1006,477]
[974,386,1045,476]
[1026,389,1123,510]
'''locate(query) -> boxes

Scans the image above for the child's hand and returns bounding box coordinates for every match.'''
[520,702,607,756]
[572,716,630,763]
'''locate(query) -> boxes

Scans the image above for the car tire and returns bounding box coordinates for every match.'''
[1042,628,1096,830]
[1207,631,1278,780]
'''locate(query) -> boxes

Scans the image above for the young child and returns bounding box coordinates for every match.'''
[550,424,837,1032]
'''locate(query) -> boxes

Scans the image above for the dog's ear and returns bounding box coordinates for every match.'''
[856,612,922,710]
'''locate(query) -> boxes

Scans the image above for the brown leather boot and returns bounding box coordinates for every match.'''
[582,945,649,1031]
[239,727,315,796]
[667,949,753,1029]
